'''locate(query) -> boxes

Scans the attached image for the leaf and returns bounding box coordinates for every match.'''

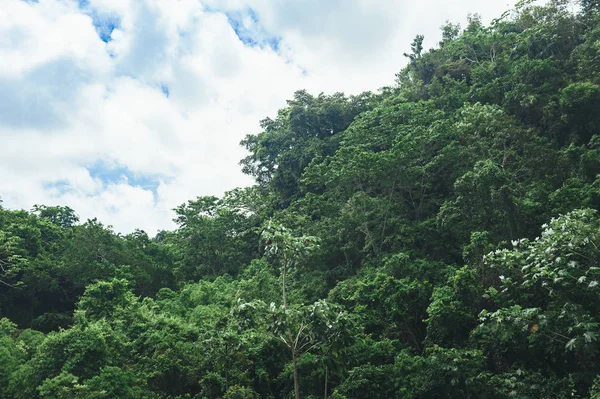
[584,331,597,343]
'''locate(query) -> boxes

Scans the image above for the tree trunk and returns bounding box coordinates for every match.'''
[225,342,229,391]
[293,347,301,399]
[324,364,328,399]
[282,261,288,310]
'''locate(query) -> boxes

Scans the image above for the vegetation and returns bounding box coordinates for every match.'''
[2,1,600,397]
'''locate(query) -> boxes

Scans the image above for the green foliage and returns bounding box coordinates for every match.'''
[171,191,260,281]
[223,385,259,399]
[240,90,377,208]
[425,266,482,347]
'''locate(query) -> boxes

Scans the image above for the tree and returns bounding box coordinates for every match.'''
[234,299,350,399]
[261,221,318,310]
[259,222,318,398]
[172,192,260,282]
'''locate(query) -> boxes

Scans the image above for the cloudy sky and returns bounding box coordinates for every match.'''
[0,0,516,234]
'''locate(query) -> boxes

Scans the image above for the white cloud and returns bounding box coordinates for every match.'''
[0,0,517,234]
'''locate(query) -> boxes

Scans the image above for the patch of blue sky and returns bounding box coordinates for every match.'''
[75,0,120,43]
[160,83,170,98]
[87,161,163,198]
[94,15,119,43]
[225,8,281,52]
[43,180,73,196]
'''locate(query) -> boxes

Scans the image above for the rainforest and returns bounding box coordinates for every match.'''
[2,1,600,398]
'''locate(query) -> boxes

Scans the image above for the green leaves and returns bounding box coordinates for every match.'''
[240,90,373,205]
[261,221,319,270]
[77,279,136,321]
[475,209,600,391]
[171,190,261,281]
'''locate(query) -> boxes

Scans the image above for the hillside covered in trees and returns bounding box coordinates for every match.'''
[2,0,600,397]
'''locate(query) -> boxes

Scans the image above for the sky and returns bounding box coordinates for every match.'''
[0,0,517,234]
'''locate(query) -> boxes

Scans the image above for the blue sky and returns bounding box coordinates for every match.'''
[224,8,281,51]
[91,14,119,42]
[0,0,518,233]
[87,162,162,194]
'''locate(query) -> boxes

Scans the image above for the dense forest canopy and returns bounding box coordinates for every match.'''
[2,0,600,397]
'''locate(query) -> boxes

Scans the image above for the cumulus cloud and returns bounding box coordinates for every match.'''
[0,0,516,234]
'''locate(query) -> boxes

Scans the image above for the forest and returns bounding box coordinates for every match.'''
[2,0,600,397]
